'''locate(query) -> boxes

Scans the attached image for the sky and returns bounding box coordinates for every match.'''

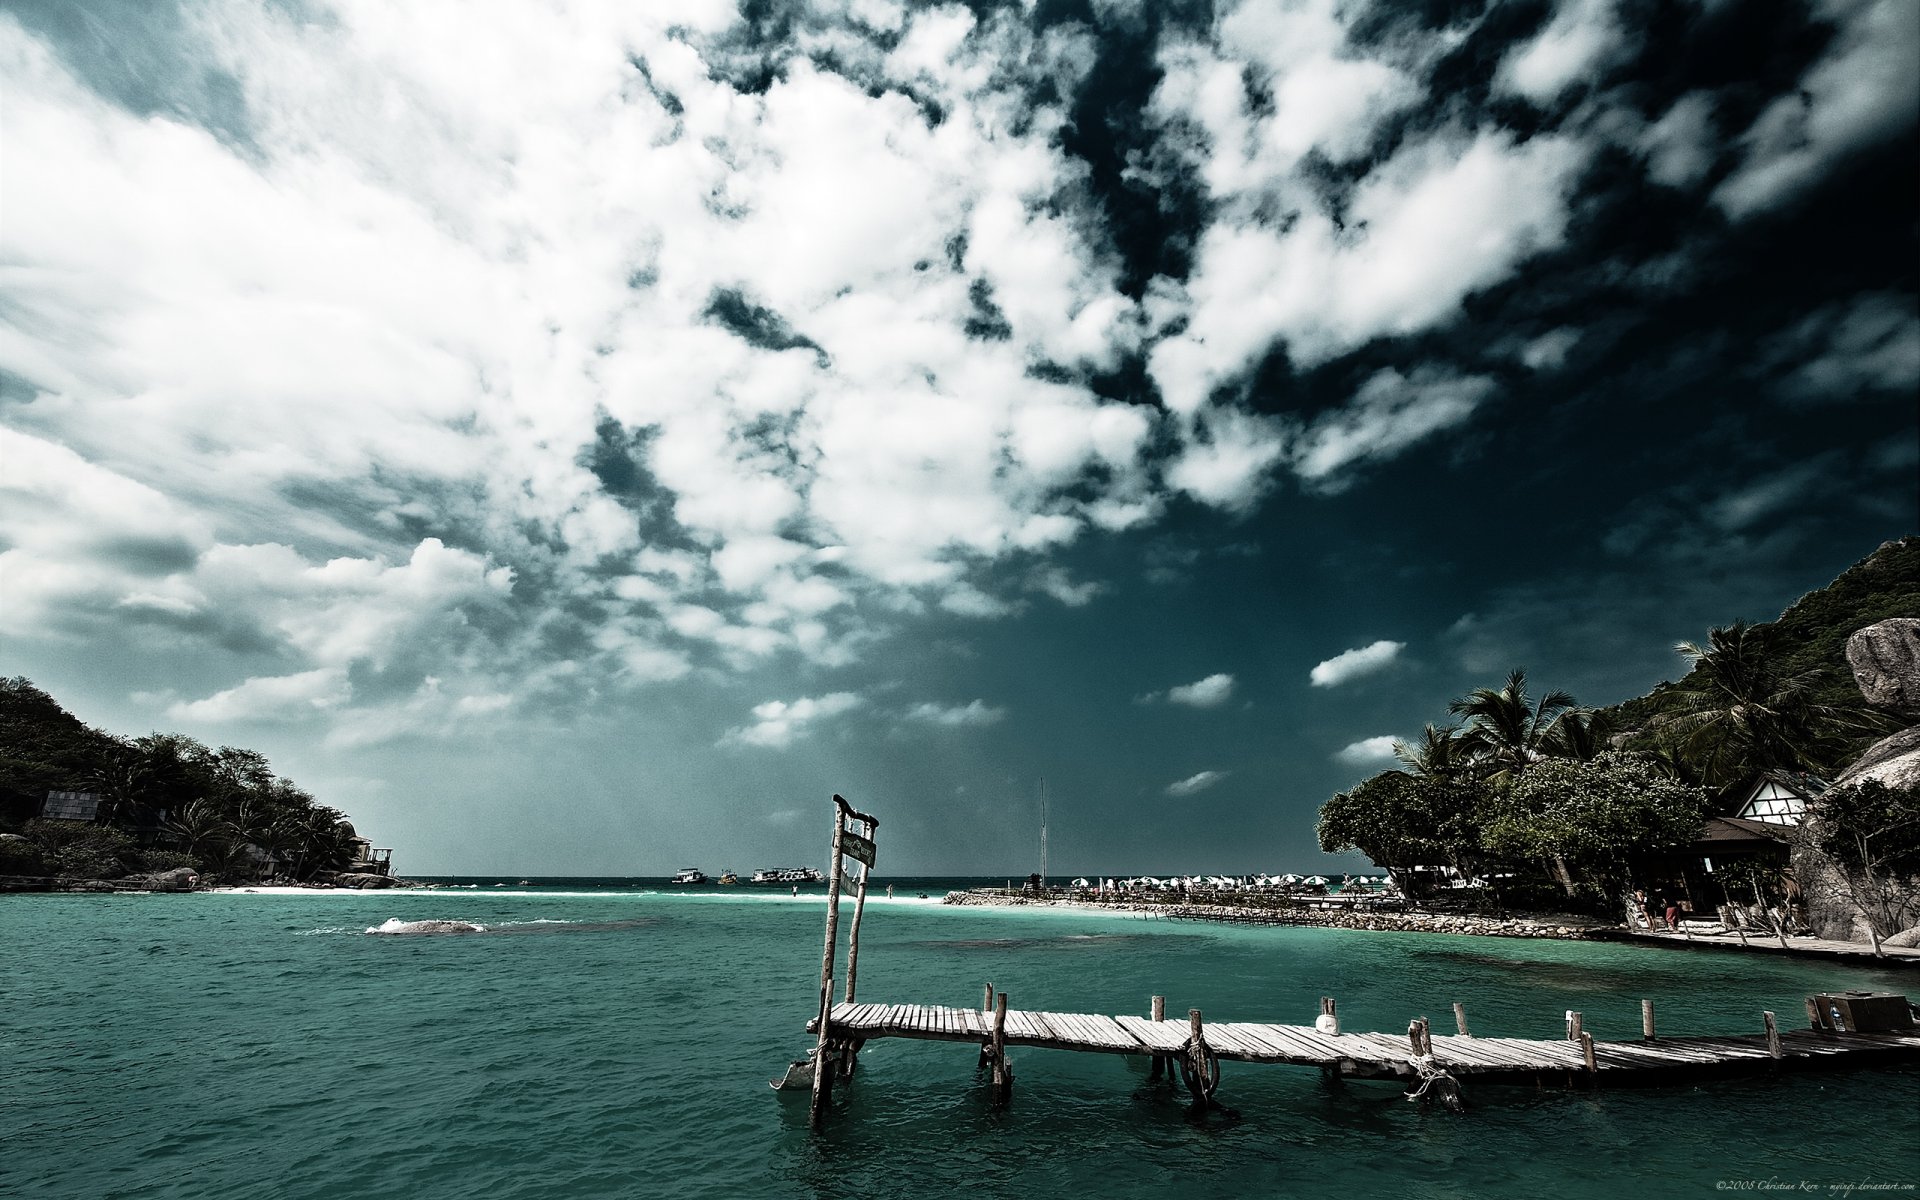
[2,0,1916,877]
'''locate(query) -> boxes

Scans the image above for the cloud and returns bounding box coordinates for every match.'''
[167,668,351,723]
[903,699,1006,728]
[1146,128,1587,413]
[1292,369,1496,489]
[722,692,864,749]
[1773,293,1920,401]
[1494,0,1634,105]
[1166,769,1229,797]
[1639,92,1718,190]
[1166,673,1236,708]
[1715,0,1920,219]
[1519,328,1583,371]
[1335,735,1401,765]
[1310,640,1405,687]
[0,4,1174,733]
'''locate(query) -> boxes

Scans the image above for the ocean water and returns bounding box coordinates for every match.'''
[4,879,1916,1199]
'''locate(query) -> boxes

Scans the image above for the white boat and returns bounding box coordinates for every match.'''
[750,866,823,885]
[669,867,709,885]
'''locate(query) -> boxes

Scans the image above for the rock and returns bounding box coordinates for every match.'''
[337,872,399,889]
[1833,725,1920,790]
[1883,925,1920,949]
[1847,618,1920,716]
[144,867,201,892]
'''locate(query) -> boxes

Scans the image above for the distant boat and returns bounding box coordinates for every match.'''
[669,868,709,885]
[719,870,739,885]
[749,866,823,885]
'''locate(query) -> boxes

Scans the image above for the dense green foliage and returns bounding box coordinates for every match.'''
[1794,778,1920,940]
[0,677,360,882]
[1317,538,1918,912]
[1606,537,1919,759]
[1486,753,1708,900]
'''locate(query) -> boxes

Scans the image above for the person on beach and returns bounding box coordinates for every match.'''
[1663,899,1680,931]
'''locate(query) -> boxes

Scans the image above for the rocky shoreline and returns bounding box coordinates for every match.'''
[0,870,426,894]
[941,889,1617,940]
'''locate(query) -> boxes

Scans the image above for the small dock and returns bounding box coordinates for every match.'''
[818,998,1920,1087]
[783,795,1920,1128]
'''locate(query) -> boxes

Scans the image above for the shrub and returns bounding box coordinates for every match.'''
[24,819,138,879]
[0,835,46,875]
[136,849,203,874]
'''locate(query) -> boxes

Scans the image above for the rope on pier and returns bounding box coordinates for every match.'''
[1175,1035,1239,1118]
[1402,1054,1465,1113]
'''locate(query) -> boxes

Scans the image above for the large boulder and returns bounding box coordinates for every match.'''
[336,872,399,889]
[1834,725,1920,791]
[1884,925,1920,949]
[1847,618,1920,716]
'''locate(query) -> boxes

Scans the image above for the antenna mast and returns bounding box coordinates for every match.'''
[1038,777,1049,889]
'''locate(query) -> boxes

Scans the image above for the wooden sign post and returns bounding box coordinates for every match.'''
[809,794,880,1131]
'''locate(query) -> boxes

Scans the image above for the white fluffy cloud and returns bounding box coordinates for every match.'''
[722,692,864,749]
[1494,0,1633,105]
[1166,673,1236,708]
[1293,370,1496,489]
[1715,0,1920,219]
[1166,769,1229,797]
[903,699,1006,728]
[1335,735,1401,764]
[1310,640,1405,687]
[167,668,352,723]
[0,2,1160,735]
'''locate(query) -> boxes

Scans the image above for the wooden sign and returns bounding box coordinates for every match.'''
[843,831,876,868]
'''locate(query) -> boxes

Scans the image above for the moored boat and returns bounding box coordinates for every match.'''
[719,870,739,885]
[669,867,709,885]
[749,866,823,885]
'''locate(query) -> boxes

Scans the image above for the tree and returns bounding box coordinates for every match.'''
[1318,770,1486,898]
[1485,752,1709,905]
[1449,669,1578,784]
[1792,778,1920,954]
[1714,855,1794,951]
[1394,724,1470,781]
[1654,622,1861,784]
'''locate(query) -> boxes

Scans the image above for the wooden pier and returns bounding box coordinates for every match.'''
[782,796,1920,1126]
[812,997,1920,1089]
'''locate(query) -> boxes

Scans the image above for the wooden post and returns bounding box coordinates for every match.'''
[1407,1017,1431,1057]
[1452,1002,1470,1038]
[1567,1011,1583,1042]
[1806,997,1828,1035]
[842,819,874,1004]
[1642,999,1656,1041]
[1147,995,1168,1083]
[984,982,995,1012]
[1579,1030,1597,1074]
[808,800,850,1131]
[991,993,1011,1103]
[1764,1011,1782,1059]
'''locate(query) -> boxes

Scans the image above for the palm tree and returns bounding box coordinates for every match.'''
[1394,724,1470,781]
[1656,623,1853,785]
[1541,708,1616,762]
[1448,669,1577,785]
[164,798,232,859]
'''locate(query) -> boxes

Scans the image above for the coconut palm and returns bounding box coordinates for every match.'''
[1656,622,1853,784]
[1394,724,1470,781]
[1541,708,1616,762]
[1448,669,1577,785]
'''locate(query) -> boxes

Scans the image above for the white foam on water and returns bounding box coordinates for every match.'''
[365,918,488,935]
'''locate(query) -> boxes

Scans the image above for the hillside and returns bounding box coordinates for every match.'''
[1605,535,1920,747]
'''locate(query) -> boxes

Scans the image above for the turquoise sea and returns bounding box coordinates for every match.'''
[5,879,1917,1199]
